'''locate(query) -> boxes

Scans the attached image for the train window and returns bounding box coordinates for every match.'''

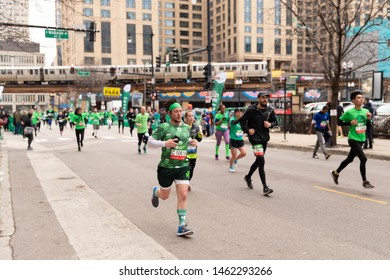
[30,70,34,75]
[177,67,181,73]
[255,65,259,70]
[45,70,48,75]
[123,69,129,73]
[226,66,231,70]
[1,70,5,75]
[232,66,237,70]
[35,69,39,75]
[50,70,55,74]
[155,68,160,72]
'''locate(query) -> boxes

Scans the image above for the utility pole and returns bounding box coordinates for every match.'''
[206,0,212,90]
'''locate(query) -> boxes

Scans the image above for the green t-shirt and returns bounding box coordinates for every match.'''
[229,116,244,140]
[340,107,369,142]
[31,111,39,125]
[71,113,86,130]
[152,122,191,168]
[135,113,150,134]
[106,111,114,119]
[215,112,229,132]
[90,112,100,125]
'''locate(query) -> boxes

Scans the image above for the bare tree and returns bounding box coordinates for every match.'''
[281,0,390,145]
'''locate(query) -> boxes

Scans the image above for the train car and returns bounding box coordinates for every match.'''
[190,61,268,82]
[0,66,42,85]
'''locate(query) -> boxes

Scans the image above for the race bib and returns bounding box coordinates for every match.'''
[170,148,187,160]
[252,144,264,156]
[320,121,327,128]
[221,123,228,129]
[356,125,366,134]
[187,145,197,154]
[236,130,243,137]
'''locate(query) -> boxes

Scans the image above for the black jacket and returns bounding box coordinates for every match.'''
[238,105,278,144]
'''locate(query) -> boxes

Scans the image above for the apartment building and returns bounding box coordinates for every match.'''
[56,0,297,71]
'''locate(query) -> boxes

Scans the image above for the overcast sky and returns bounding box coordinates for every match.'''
[29,0,56,66]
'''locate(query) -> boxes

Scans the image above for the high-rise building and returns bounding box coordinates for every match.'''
[0,0,29,40]
[57,0,297,71]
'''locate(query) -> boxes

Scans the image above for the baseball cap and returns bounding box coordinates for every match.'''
[257,92,270,98]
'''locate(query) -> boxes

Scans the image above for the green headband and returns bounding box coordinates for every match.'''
[168,102,182,112]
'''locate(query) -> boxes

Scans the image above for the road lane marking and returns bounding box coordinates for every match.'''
[314,186,388,205]
[27,150,176,260]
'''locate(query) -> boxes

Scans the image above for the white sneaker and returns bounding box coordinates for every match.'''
[229,167,235,173]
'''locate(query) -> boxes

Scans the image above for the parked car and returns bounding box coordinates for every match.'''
[373,103,390,138]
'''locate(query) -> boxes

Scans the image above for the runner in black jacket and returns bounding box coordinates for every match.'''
[238,92,278,195]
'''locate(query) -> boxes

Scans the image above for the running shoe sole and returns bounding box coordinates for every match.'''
[244,176,253,189]
[330,170,339,185]
[263,189,273,195]
[177,229,194,237]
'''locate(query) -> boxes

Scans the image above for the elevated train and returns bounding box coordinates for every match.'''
[0,61,268,85]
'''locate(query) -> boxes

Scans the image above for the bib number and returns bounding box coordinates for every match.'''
[170,148,187,160]
[252,144,264,156]
[236,130,243,137]
[356,125,366,134]
[221,123,228,129]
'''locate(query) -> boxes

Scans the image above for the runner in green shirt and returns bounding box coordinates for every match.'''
[32,107,39,136]
[106,110,114,129]
[148,99,198,237]
[214,104,230,160]
[135,106,150,154]
[70,107,86,152]
[331,90,375,189]
[90,108,101,138]
[228,108,247,173]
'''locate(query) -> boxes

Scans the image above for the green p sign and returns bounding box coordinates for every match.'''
[45,29,69,39]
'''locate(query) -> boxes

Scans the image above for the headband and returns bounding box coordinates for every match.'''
[168,102,182,112]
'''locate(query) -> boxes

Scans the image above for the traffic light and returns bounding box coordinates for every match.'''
[88,21,96,42]
[70,64,75,74]
[203,64,209,81]
[146,83,152,97]
[172,48,179,63]
[156,55,161,68]
[110,67,116,77]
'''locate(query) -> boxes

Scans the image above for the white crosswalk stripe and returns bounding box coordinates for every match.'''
[25,146,176,260]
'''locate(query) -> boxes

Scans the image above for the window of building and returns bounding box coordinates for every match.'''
[180,4,189,10]
[257,0,263,24]
[101,0,110,6]
[84,57,94,65]
[101,10,110,18]
[101,21,111,53]
[274,28,281,35]
[275,38,281,54]
[127,24,136,54]
[126,12,135,20]
[127,59,136,65]
[275,0,281,25]
[143,25,152,55]
[180,30,189,36]
[286,39,293,54]
[245,26,251,33]
[193,31,202,37]
[193,22,202,29]
[180,21,189,28]
[165,38,175,44]
[165,11,174,17]
[180,39,189,45]
[245,36,251,52]
[84,20,94,53]
[126,0,135,8]
[193,13,202,20]
[142,13,151,21]
[83,8,93,16]
[257,27,263,34]
[102,57,111,65]
[193,5,201,11]
[165,29,175,35]
[257,37,263,53]
[193,40,202,46]
[286,0,292,26]
[244,0,251,23]
[142,0,151,9]
[165,2,174,9]
[83,0,93,4]
[180,12,189,18]
[165,20,174,27]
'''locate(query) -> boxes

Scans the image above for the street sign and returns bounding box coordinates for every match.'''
[77,70,90,77]
[45,29,69,39]
[103,87,121,97]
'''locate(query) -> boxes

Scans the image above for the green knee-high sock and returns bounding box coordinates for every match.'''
[225,144,230,157]
[215,145,220,156]
[177,209,187,226]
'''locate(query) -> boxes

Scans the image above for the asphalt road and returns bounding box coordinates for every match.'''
[1,126,389,260]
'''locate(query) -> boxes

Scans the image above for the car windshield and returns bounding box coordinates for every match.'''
[376,104,390,114]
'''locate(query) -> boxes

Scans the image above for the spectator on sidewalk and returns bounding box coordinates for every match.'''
[308,105,332,160]
[363,98,374,149]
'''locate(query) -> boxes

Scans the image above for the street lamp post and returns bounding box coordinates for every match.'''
[235,78,243,108]
[342,60,354,100]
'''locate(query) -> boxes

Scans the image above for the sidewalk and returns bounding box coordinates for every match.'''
[269,132,389,161]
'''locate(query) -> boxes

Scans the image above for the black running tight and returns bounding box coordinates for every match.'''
[336,140,367,181]
[75,128,85,148]
[137,133,146,146]
[247,142,268,187]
